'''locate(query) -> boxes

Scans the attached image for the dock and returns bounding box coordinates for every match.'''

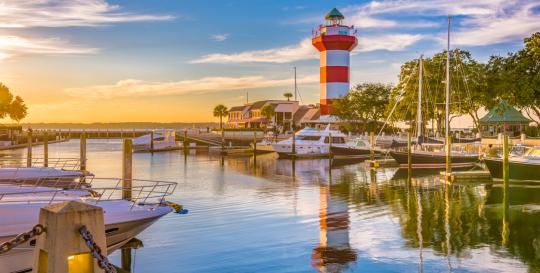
[444,170,492,182]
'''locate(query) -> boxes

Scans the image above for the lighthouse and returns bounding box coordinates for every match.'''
[312,8,357,119]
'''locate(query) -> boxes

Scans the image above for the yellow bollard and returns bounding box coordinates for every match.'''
[32,201,107,273]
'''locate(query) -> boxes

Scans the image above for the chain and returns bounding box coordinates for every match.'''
[79,225,117,273]
[0,224,46,255]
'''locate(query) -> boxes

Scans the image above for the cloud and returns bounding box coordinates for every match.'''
[191,33,422,64]
[0,35,98,59]
[0,0,174,28]
[191,38,317,64]
[357,34,423,52]
[210,34,229,42]
[344,0,540,46]
[64,75,319,99]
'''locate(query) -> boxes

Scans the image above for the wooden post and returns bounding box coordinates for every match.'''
[407,131,412,174]
[503,134,509,185]
[32,201,106,273]
[122,139,133,200]
[328,133,333,158]
[369,131,375,161]
[291,128,296,160]
[80,132,87,171]
[221,129,225,151]
[27,129,33,167]
[252,131,257,155]
[44,131,49,167]
[445,134,452,179]
[150,131,154,152]
[183,130,188,151]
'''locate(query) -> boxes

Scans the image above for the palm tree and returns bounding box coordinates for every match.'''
[261,105,276,130]
[283,92,293,101]
[213,104,229,130]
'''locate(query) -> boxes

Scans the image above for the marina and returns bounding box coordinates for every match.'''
[0,1,538,272]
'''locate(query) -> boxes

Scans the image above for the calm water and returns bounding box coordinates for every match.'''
[8,139,540,273]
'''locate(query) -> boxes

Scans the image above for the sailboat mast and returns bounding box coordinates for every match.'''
[445,16,451,175]
[417,54,423,140]
[294,67,297,101]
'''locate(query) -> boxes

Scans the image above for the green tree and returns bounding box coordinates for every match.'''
[283,92,293,101]
[333,83,391,132]
[9,96,27,123]
[261,104,275,129]
[389,50,490,134]
[487,32,540,125]
[0,83,14,119]
[213,104,228,130]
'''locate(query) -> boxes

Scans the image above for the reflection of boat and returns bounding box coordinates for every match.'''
[391,167,445,180]
[389,150,478,169]
[272,126,347,158]
[133,129,180,152]
[0,179,180,273]
[484,146,540,182]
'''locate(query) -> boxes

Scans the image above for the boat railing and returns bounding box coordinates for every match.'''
[0,157,81,170]
[0,178,177,209]
[0,174,94,189]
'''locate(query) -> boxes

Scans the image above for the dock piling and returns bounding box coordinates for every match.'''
[369,131,375,162]
[122,138,133,200]
[503,134,509,185]
[80,132,87,171]
[150,131,154,153]
[32,201,107,273]
[252,131,257,156]
[291,128,296,160]
[27,129,33,167]
[407,131,412,175]
[44,131,49,167]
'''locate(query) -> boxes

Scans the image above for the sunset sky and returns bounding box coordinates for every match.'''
[0,0,538,123]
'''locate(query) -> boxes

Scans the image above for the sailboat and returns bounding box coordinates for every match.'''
[389,17,479,169]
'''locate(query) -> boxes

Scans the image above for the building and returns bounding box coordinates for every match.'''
[227,100,303,131]
[312,8,357,119]
[479,101,531,137]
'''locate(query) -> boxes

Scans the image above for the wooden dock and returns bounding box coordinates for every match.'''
[444,170,492,182]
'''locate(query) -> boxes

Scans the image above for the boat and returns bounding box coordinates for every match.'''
[272,126,347,158]
[251,132,277,153]
[389,17,478,169]
[132,129,180,152]
[0,178,181,273]
[331,137,380,157]
[484,146,540,182]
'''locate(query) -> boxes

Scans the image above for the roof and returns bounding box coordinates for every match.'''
[249,100,269,110]
[325,8,344,20]
[479,101,531,123]
[229,106,245,112]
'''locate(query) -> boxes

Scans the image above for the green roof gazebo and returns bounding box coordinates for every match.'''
[479,101,531,137]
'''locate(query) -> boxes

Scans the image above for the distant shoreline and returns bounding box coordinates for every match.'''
[13,122,219,130]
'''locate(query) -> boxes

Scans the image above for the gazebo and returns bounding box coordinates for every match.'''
[479,101,531,137]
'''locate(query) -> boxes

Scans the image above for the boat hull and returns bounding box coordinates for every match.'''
[389,150,478,169]
[484,157,540,182]
[0,209,170,273]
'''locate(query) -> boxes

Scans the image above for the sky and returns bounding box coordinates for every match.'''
[0,0,538,123]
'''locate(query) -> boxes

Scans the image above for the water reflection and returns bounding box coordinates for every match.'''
[6,140,540,272]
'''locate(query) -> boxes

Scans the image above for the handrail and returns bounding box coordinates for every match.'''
[0,157,81,170]
[0,178,177,209]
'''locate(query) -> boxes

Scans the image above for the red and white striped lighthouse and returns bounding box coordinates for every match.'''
[312,8,357,118]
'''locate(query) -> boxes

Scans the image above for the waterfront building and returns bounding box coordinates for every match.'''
[312,8,357,120]
[227,100,301,131]
[479,101,531,137]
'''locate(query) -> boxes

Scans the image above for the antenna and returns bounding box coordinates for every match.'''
[246,91,249,104]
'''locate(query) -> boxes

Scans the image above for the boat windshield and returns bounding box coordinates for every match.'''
[324,137,346,144]
[347,139,367,147]
[295,135,321,141]
[524,147,540,158]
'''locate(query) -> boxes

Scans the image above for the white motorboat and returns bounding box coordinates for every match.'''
[132,129,180,152]
[272,126,347,158]
[0,179,180,273]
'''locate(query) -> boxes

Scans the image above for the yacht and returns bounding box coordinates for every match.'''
[0,179,181,273]
[272,126,347,158]
[331,137,380,156]
[132,129,180,152]
[484,146,540,182]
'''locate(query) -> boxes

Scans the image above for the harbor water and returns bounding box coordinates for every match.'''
[6,139,540,273]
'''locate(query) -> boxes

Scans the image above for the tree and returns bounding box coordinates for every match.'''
[333,83,391,132]
[487,32,540,125]
[388,50,491,135]
[283,92,293,101]
[213,104,228,130]
[9,96,27,123]
[0,83,14,119]
[260,104,275,130]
